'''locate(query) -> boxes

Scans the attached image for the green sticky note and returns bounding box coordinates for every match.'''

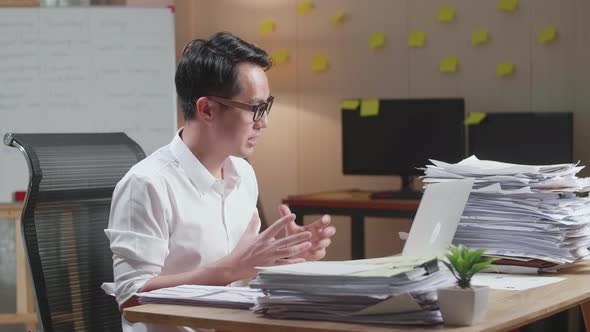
[360,99,379,117]
[464,112,487,125]
[498,0,518,12]
[440,56,459,73]
[539,26,557,44]
[437,5,456,23]
[297,0,313,15]
[272,49,289,65]
[497,62,515,77]
[330,11,345,25]
[408,30,426,48]
[472,29,489,46]
[311,55,328,72]
[341,99,360,110]
[369,32,385,49]
[259,19,275,35]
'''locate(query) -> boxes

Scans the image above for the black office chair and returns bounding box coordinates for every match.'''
[4,133,145,332]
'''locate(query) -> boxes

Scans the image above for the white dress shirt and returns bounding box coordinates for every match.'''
[105,130,259,332]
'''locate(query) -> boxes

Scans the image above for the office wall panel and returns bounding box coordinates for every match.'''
[185,0,582,260]
[530,0,576,111]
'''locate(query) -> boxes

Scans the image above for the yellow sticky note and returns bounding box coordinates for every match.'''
[464,112,487,125]
[360,99,379,117]
[330,11,345,25]
[437,5,456,23]
[369,32,385,49]
[297,0,313,15]
[472,29,489,46]
[311,55,328,72]
[341,99,360,110]
[272,49,289,65]
[498,0,518,12]
[539,26,557,44]
[408,31,426,48]
[440,56,459,73]
[497,62,515,77]
[259,19,275,35]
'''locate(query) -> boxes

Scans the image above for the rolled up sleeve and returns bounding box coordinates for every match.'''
[104,173,169,306]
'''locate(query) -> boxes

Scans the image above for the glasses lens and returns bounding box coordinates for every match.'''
[266,97,274,114]
[254,103,267,121]
[253,97,274,122]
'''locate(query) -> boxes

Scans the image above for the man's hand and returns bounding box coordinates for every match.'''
[224,212,312,280]
[279,204,336,261]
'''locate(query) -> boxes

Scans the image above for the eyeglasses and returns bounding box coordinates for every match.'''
[209,95,274,122]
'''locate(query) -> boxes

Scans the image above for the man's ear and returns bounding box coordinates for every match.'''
[195,97,215,124]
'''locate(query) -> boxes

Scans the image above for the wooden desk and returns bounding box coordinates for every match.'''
[282,190,420,259]
[0,204,37,330]
[125,262,590,332]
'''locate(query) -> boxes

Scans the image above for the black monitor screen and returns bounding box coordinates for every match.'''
[468,112,573,165]
[342,98,466,176]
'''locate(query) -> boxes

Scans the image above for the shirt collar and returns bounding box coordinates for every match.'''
[169,128,242,195]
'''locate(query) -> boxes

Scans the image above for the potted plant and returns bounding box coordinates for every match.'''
[437,244,495,326]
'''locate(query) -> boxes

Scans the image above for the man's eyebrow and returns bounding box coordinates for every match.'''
[250,97,268,104]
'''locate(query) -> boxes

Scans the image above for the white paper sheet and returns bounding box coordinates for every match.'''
[257,261,384,275]
[471,273,565,290]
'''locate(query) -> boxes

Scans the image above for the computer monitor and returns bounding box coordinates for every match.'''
[468,112,573,165]
[342,98,466,193]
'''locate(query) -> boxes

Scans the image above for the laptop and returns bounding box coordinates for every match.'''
[402,178,474,257]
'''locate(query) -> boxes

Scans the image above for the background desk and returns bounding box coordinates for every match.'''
[282,190,420,259]
[0,204,36,330]
[125,262,590,332]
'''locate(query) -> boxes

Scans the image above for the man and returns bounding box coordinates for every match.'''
[105,32,336,331]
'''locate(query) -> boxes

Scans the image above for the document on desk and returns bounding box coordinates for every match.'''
[423,155,590,271]
[256,261,384,275]
[136,285,263,309]
[471,273,565,290]
[252,256,443,296]
[251,256,453,325]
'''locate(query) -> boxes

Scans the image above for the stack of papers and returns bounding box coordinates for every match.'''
[250,256,454,325]
[136,285,263,309]
[423,156,590,271]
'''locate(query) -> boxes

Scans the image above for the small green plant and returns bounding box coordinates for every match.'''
[443,244,495,289]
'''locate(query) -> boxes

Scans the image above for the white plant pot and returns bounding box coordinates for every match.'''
[437,285,490,326]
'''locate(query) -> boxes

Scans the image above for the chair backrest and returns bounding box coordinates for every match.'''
[4,133,145,332]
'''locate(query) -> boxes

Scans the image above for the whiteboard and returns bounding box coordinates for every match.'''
[0,7,177,202]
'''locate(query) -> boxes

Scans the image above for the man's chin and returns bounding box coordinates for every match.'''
[233,148,255,159]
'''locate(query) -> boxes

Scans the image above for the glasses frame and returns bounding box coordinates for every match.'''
[209,95,274,122]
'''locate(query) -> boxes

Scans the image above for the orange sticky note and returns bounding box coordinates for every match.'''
[437,5,456,23]
[272,49,289,65]
[539,26,557,44]
[311,55,328,72]
[369,32,385,49]
[341,99,360,110]
[408,31,426,48]
[497,62,515,77]
[464,112,487,125]
[330,11,345,25]
[498,0,518,12]
[360,99,379,117]
[440,56,459,73]
[472,29,490,46]
[259,19,275,35]
[297,0,313,15]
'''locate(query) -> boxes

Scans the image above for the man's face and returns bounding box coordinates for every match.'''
[213,62,270,158]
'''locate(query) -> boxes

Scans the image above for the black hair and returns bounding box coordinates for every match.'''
[175,32,272,120]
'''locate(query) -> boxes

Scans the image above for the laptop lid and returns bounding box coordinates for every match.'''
[402,178,474,257]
